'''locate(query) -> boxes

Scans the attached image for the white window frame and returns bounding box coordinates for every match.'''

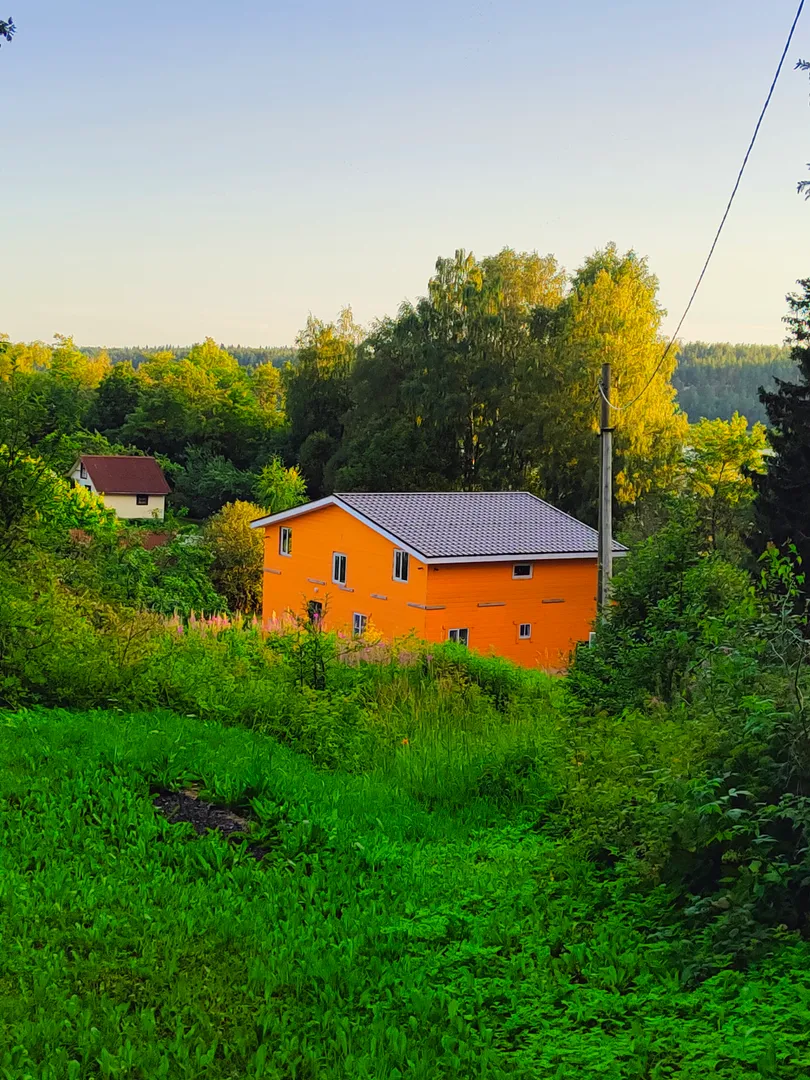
[448,628,469,646]
[353,612,368,637]
[279,526,292,557]
[393,549,410,583]
[512,563,533,579]
[79,462,87,479]
[332,552,347,585]
[519,623,532,640]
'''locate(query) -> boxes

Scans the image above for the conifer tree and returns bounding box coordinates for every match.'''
[754,279,810,567]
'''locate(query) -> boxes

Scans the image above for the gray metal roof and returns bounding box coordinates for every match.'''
[335,491,626,560]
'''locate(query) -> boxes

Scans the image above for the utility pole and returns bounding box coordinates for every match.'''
[598,362,613,611]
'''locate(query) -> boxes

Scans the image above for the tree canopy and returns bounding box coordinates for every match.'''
[754,279,810,571]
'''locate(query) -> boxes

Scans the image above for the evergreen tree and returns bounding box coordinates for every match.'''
[754,279,810,566]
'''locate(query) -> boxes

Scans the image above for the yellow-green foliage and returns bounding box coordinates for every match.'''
[205,500,265,613]
[43,470,119,539]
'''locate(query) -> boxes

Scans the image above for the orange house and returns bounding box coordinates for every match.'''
[250,492,625,668]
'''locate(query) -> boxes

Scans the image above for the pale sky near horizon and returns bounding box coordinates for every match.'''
[1,0,808,347]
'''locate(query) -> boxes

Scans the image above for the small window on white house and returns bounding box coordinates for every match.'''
[84,484,92,492]
[136,494,149,506]
[448,628,469,646]
[519,623,532,640]
[393,550,409,582]
[353,612,368,636]
[332,552,347,585]
[279,526,292,556]
[79,463,87,479]
[513,563,533,579]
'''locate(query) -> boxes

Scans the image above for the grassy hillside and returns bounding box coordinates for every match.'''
[2,703,809,1079]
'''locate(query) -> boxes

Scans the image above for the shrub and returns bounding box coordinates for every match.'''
[569,515,757,712]
[205,500,265,612]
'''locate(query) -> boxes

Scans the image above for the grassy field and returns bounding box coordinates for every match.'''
[2,705,809,1079]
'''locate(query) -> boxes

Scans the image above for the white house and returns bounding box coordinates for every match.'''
[69,455,171,520]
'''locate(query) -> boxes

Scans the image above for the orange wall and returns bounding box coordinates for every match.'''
[423,559,597,668]
[261,505,597,668]
[261,504,429,639]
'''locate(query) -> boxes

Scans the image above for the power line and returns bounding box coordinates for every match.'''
[601,0,805,414]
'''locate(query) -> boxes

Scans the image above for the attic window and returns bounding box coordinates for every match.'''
[332,552,347,586]
[79,463,87,479]
[393,550,409,582]
[136,494,149,506]
[513,563,533,579]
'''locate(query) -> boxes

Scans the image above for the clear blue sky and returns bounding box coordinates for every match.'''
[1,0,808,346]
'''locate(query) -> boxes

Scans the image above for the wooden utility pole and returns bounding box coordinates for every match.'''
[598,362,613,611]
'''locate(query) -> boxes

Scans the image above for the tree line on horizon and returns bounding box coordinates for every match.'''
[3,245,691,527]
[0,243,801,558]
[71,337,795,430]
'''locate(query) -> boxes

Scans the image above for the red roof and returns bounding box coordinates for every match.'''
[79,456,171,495]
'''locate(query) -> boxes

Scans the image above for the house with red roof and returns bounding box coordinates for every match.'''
[69,455,171,520]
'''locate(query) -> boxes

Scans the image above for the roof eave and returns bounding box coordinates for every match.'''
[250,496,340,530]
[423,549,624,565]
[99,489,169,496]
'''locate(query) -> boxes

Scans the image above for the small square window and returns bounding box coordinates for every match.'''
[448,628,469,646]
[353,612,368,636]
[513,563,533,579]
[84,484,92,492]
[136,494,149,506]
[519,623,532,639]
[79,463,87,479]
[332,552,347,585]
[279,526,292,556]
[393,549,409,582]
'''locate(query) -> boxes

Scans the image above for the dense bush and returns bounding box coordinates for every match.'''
[569,514,756,712]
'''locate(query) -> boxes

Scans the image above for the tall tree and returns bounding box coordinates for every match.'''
[336,249,565,493]
[85,362,144,438]
[754,279,810,567]
[480,247,567,310]
[527,245,688,522]
[284,309,359,497]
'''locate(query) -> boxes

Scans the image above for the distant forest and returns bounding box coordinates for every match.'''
[673,342,794,425]
[77,341,792,425]
[80,345,296,368]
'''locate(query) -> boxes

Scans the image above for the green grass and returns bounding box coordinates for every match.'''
[2,706,810,1079]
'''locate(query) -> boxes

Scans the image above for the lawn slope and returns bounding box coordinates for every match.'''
[1,708,809,1079]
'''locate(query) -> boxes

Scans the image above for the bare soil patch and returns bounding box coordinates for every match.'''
[152,786,266,859]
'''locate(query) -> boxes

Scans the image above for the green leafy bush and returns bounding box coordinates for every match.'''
[570,515,757,712]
